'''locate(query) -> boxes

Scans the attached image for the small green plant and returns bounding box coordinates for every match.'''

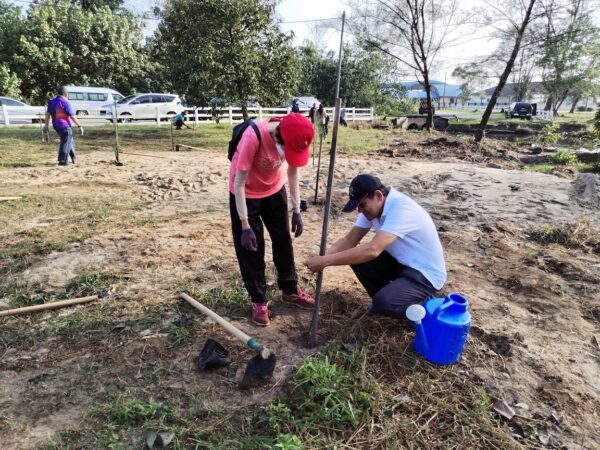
[82,361,102,373]
[95,423,123,450]
[166,324,192,347]
[549,149,577,165]
[65,272,118,298]
[593,108,600,141]
[274,434,304,450]
[291,352,375,427]
[540,122,560,146]
[106,393,175,426]
[1,280,55,308]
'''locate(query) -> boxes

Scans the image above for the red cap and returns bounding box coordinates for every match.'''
[279,113,314,167]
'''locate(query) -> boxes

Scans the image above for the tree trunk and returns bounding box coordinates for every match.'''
[569,93,581,113]
[241,104,248,120]
[544,96,553,111]
[474,0,537,143]
[423,71,434,130]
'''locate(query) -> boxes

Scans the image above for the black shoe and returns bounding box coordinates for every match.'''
[58,162,67,166]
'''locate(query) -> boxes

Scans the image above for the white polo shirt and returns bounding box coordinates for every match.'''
[355,188,446,289]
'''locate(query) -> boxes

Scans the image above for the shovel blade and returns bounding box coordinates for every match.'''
[239,353,276,389]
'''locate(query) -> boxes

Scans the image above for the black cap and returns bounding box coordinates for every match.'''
[342,174,385,212]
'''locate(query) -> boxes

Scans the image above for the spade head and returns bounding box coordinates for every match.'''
[198,338,231,370]
[239,352,276,390]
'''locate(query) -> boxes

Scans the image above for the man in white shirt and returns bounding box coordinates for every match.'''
[304,174,446,318]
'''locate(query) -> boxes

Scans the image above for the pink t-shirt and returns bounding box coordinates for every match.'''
[228,120,286,199]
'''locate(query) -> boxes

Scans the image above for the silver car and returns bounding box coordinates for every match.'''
[0,97,45,123]
[101,93,183,122]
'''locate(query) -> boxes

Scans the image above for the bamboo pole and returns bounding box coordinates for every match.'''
[0,295,98,317]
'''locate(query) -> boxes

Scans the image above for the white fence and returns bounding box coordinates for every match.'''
[0,104,374,126]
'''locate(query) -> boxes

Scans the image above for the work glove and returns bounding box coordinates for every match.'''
[241,227,258,252]
[79,127,84,136]
[291,212,303,237]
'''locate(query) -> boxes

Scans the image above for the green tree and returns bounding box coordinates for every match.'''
[71,0,124,10]
[0,0,25,97]
[296,44,392,108]
[452,64,486,106]
[352,0,460,129]
[14,1,149,104]
[539,1,600,115]
[156,0,297,117]
[0,64,21,98]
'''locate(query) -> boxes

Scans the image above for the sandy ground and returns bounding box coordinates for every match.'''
[1,145,600,449]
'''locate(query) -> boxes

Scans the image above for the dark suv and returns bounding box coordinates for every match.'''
[505,102,533,119]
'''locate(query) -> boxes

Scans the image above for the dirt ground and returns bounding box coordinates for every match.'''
[1,136,600,449]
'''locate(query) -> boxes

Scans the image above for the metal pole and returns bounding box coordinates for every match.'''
[308,11,345,347]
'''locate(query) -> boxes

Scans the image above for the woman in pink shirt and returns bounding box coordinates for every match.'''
[229,113,315,326]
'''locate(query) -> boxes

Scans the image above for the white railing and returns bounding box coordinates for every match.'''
[0,105,374,126]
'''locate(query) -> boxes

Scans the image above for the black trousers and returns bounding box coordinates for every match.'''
[351,251,436,319]
[230,186,297,303]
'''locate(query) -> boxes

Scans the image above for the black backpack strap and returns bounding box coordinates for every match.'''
[250,122,261,144]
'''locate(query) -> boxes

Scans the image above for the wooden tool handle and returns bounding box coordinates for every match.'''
[180,293,253,345]
[0,295,98,317]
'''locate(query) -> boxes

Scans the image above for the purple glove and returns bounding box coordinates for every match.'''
[241,227,257,251]
[291,212,303,237]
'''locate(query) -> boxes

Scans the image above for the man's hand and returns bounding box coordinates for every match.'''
[291,212,303,237]
[241,228,258,252]
[304,255,327,273]
[79,127,84,136]
[43,125,49,133]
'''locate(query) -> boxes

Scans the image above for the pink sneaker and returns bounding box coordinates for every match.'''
[251,303,270,326]
[282,287,315,309]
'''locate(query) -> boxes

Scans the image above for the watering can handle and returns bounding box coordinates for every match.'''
[432,297,454,319]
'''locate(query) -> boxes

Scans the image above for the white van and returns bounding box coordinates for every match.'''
[65,86,124,116]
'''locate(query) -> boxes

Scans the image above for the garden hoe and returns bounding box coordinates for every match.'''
[179,293,276,389]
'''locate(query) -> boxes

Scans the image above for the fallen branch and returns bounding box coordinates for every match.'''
[0,295,98,317]
[0,197,21,202]
[119,151,168,159]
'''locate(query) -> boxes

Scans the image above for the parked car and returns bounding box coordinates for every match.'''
[505,102,533,119]
[101,93,183,122]
[0,96,45,123]
[65,86,124,116]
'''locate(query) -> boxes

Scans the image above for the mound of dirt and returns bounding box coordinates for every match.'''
[133,172,220,199]
[572,173,600,206]
[381,135,521,168]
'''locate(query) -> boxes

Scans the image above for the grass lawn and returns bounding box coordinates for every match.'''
[0,123,401,169]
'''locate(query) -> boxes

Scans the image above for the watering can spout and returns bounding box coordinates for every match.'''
[406,304,429,354]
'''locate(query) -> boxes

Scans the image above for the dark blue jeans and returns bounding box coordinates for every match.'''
[56,127,76,164]
[351,251,436,319]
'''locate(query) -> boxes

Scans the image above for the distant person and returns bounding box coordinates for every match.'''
[308,103,316,123]
[340,107,348,127]
[180,94,188,108]
[44,86,83,166]
[173,110,190,130]
[291,99,300,113]
[317,104,329,136]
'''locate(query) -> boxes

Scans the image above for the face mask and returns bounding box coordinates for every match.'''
[276,142,285,157]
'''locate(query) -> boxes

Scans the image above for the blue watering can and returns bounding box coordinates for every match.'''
[405,293,471,365]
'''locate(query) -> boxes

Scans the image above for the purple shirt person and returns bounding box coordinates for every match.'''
[44,86,83,165]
